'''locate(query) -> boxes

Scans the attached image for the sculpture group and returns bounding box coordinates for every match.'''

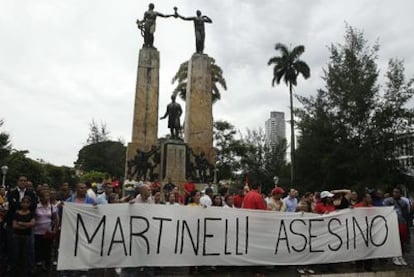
[137,3,212,54]
[126,3,216,184]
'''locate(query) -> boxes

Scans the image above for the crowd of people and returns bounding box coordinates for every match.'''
[0,175,413,275]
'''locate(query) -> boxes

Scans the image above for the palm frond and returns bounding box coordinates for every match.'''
[172,57,226,104]
[275,43,289,57]
[171,61,189,84]
[291,45,305,59]
[268,56,283,66]
[294,60,311,79]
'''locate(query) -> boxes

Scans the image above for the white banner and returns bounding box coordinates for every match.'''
[58,203,401,270]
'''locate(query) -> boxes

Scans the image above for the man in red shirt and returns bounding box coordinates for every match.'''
[353,191,373,271]
[354,192,373,208]
[183,178,196,205]
[242,183,267,210]
[233,189,245,208]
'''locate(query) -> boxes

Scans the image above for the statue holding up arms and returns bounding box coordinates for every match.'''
[137,3,172,48]
[174,8,212,54]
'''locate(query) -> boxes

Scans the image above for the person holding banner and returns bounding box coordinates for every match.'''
[131,184,154,204]
[166,192,180,206]
[242,183,267,210]
[96,183,113,205]
[383,187,409,266]
[283,188,298,212]
[354,192,374,271]
[183,178,196,205]
[223,194,235,208]
[66,183,95,204]
[267,187,286,211]
[187,190,202,207]
[313,191,336,214]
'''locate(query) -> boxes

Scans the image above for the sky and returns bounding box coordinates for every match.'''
[1,0,414,167]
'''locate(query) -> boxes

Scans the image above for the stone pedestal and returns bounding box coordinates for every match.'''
[160,140,187,183]
[126,48,160,178]
[184,54,215,164]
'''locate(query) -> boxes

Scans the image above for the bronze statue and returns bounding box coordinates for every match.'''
[175,8,212,54]
[160,95,183,139]
[137,3,172,48]
[127,146,159,181]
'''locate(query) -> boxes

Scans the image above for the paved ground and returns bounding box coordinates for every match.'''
[4,228,414,276]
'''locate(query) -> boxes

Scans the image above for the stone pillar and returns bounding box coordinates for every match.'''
[184,54,215,164]
[160,141,187,183]
[126,48,160,176]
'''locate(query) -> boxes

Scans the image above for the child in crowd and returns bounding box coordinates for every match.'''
[11,195,36,275]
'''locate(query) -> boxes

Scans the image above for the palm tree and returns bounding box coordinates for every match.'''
[268,43,310,184]
[171,57,227,104]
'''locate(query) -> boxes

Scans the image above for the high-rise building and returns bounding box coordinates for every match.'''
[265,111,286,146]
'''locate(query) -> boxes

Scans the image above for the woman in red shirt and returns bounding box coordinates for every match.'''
[313,191,336,214]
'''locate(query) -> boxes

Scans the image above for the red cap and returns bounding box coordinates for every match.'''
[272,187,285,195]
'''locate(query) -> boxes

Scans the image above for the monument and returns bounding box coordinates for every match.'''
[175,8,216,174]
[126,3,171,182]
[126,5,217,185]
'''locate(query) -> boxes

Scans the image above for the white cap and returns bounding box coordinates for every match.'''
[320,191,334,199]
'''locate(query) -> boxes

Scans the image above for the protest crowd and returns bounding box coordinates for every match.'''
[0,175,413,276]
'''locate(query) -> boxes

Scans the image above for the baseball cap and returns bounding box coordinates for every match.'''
[272,187,285,195]
[320,191,334,199]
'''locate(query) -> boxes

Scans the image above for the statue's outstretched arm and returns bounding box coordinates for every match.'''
[157,12,172,18]
[177,14,195,21]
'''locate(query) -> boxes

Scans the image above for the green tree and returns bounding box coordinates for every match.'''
[74,141,126,177]
[87,120,110,145]
[43,164,77,187]
[0,119,11,163]
[172,57,227,104]
[79,171,107,183]
[268,43,310,184]
[2,150,45,187]
[239,128,288,193]
[295,25,414,190]
[373,59,414,180]
[0,120,77,187]
[213,120,247,180]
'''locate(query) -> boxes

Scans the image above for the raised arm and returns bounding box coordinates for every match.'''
[202,15,212,23]
[156,12,172,18]
[177,14,195,21]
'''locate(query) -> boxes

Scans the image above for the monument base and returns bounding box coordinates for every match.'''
[160,140,187,184]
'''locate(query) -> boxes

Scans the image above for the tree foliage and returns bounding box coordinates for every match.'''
[172,57,227,104]
[0,119,77,187]
[295,25,414,192]
[239,128,289,193]
[213,120,246,180]
[213,120,289,192]
[0,119,11,162]
[1,150,76,188]
[74,141,126,178]
[87,120,110,145]
[79,171,107,183]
